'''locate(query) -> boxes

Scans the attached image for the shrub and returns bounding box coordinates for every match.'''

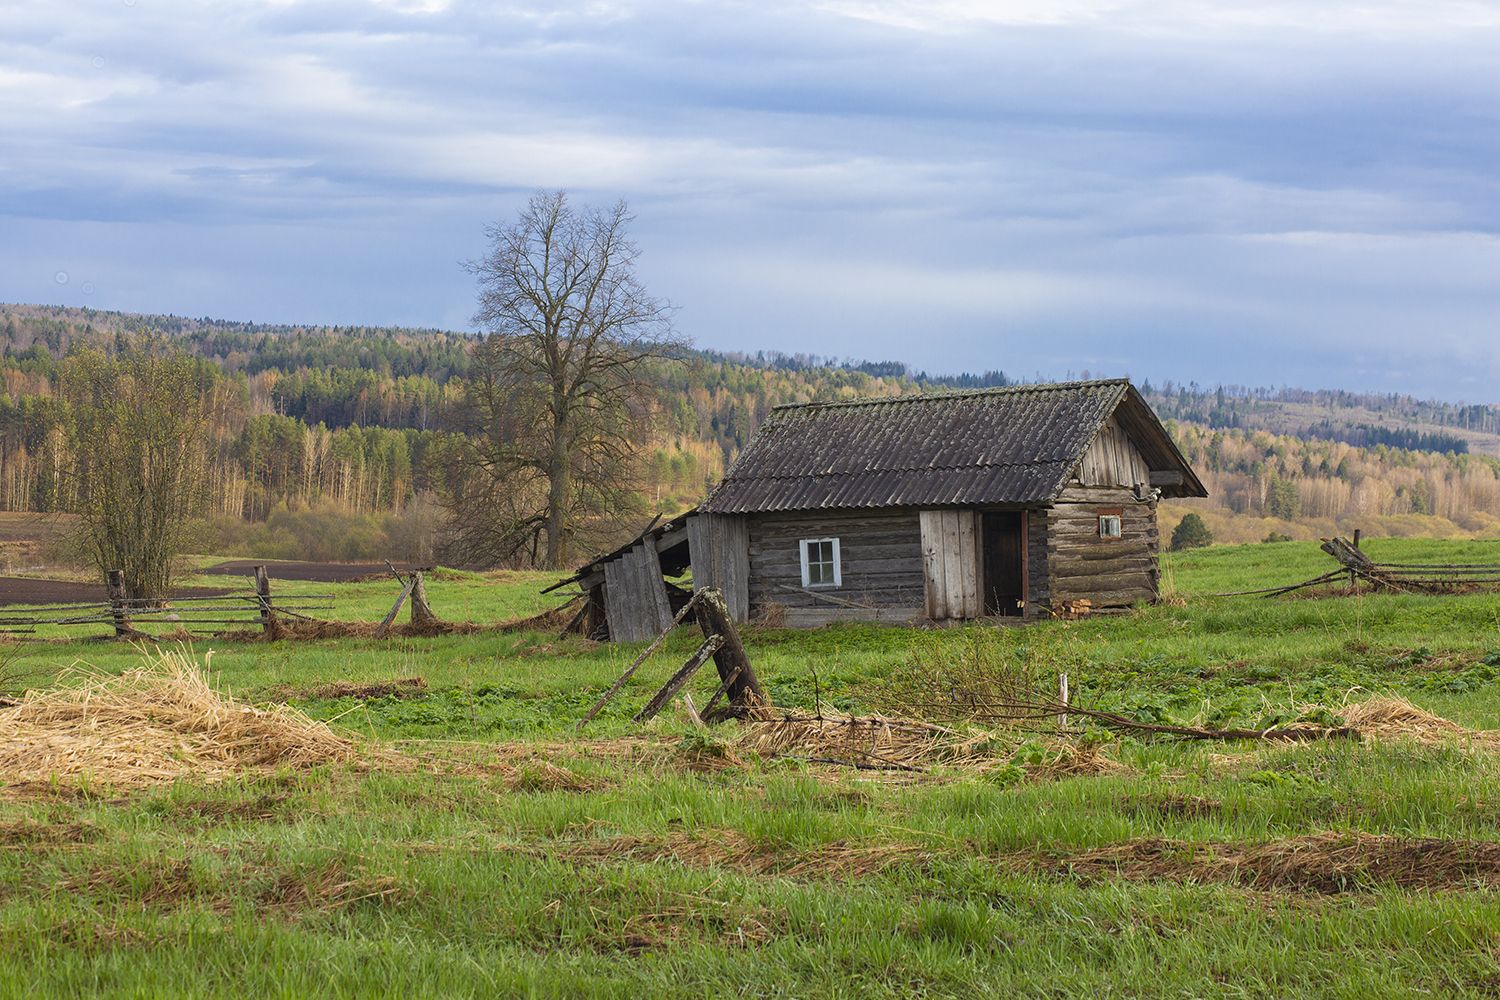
[1170,513,1214,551]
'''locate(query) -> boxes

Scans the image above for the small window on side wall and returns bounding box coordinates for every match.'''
[800,537,842,588]
[1098,512,1123,539]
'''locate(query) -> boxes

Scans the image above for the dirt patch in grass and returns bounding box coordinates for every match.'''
[1050,833,1500,894]
[263,677,428,702]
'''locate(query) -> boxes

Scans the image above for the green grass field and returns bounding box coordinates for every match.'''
[4,539,1500,997]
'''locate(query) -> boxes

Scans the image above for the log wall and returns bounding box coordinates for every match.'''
[1042,485,1160,609]
[747,509,925,627]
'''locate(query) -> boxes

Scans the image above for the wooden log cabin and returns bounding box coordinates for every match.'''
[559,379,1206,639]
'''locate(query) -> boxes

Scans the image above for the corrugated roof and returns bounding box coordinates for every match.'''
[700,379,1203,513]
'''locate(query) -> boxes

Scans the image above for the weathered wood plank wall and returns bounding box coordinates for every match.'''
[746,510,924,627]
[919,509,981,620]
[602,539,674,642]
[1043,485,1159,609]
[1077,416,1152,488]
[687,513,751,622]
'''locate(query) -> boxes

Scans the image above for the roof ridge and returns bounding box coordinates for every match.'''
[768,378,1131,413]
[719,458,1072,481]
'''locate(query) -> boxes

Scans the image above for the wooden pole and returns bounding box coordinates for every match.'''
[695,588,765,713]
[1350,529,1362,588]
[1058,672,1069,733]
[409,569,438,626]
[633,635,724,723]
[375,576,417,639]
[105,569,132,638]
[577,591,703,731]
[254,565,276,637]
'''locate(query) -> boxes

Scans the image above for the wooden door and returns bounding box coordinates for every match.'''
[919,509,981,620]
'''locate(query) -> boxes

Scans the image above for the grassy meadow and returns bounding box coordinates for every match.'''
[2,538,1500,997]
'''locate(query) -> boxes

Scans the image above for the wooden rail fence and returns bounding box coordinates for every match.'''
[0,567,334,638]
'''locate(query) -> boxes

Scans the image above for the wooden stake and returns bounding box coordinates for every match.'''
[694,588,765,713]
[375,576,416,638]
[254,565,276,637]
[105,570,132,638]
[633,635,724,723]
[409,570,438,626]
[1058,672,1069,733]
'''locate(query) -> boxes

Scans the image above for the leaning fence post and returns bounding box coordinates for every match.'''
[409,569,437,626]
[254,565,275,637]
[105,569,131,638]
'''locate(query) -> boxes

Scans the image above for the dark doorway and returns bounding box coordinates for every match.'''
[982,511,1025,617]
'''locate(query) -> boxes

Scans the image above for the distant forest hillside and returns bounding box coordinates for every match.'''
[2,302,1498,558]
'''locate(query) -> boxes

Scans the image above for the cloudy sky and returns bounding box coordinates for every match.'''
[2,1,1497,398]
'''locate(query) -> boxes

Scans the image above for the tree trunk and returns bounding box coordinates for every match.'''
[544,410,570,569]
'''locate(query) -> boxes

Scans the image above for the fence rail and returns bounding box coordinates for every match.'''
[0,567,335,639]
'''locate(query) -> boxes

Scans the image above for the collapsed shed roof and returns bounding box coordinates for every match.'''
[699,378,1206,514]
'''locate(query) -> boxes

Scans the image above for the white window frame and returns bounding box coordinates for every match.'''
[799,537,842,589]
[1098,514,1123,539]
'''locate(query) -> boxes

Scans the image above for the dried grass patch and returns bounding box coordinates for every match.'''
[262,677,428,702]
[1340,696,1500,748]
[0,817,98,847]
[733,710,1124,781]
[1052,833,1500,893]
[561,829,932,880]
[0,649,368,794]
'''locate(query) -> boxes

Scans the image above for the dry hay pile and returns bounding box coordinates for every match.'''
[1340,696,1500,748]
[0,649,360,793]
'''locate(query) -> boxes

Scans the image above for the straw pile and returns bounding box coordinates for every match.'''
[1340,696,1500,748]
[0,648,360,792]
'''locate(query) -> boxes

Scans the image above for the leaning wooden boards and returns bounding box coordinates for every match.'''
[919,509,982,620]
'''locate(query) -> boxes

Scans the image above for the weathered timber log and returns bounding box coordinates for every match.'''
[409,570,439,627]
[633,635,724,723]
[577,591,704,730]
[375,576,417,639]
[105,570,134,638]
[695,587,766,712]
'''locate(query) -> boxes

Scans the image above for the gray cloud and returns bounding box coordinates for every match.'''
[0,0,1497,397]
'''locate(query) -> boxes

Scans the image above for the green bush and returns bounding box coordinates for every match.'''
[1170,512,1214,551]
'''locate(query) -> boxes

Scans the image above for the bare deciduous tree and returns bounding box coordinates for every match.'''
[441,191,684,569]
[61,343,213,600]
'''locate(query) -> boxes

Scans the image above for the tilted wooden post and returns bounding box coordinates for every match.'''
[409,569,438,626]
[105,569,132,638]
[254,565,276,637]
[695,588,765,714]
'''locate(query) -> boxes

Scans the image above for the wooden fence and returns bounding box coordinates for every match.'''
[0,566,334,638]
